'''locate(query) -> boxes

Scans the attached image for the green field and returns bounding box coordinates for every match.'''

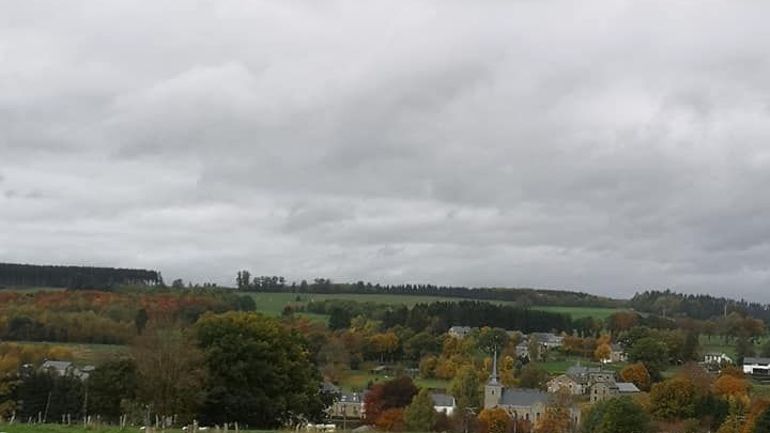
[249,292,621,321]
[10,342,128,365]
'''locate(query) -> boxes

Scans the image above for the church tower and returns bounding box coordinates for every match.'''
[484,348,502,409]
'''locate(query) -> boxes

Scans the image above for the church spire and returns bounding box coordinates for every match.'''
[489,347,499,385]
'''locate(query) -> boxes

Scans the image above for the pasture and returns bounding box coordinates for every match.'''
[248,291,621,321]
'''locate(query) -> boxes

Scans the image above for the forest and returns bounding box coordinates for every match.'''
[0,263,160,289]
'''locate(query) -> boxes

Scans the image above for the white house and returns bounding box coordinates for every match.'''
[430,392,456,415]
[448,326,473,339]
[743,357,770,375]
[704,352,732,365]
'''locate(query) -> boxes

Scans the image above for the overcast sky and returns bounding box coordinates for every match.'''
[2,1,770,299]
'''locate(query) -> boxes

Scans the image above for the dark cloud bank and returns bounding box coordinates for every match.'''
[3,1,770,300]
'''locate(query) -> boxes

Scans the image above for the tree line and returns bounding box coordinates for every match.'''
[234,271,621,308]
[0,263,160,289]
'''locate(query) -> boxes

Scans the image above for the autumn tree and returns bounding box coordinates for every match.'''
[376,408,406,432]
[594,343,612,363]
[478,407,512,433]
[620,363,651,392]
[450,366,481,412]
[535,391,573,433]
[132,327,206,424]
[713,375,750,399]
[365,376,418,424]
[649,376,696,420]
[404,389,436,432]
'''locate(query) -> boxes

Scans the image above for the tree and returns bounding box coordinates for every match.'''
[681,332,700,362]
[736,337,755,366]
[649,376,696,420]
[134,308,149,335]
[519,363,549,390]
[376,408,406,432]
[628,337,668,380]
[404,389,436,432]
[365,377,418,425]
[196,312,326,428]
[478,407,512,433]
[450,366,481,412]
[580,397,650,433]
[594,343,612,362]
[755,408,770,433]
[132,327,206,424]
[620,363,651,392]
[714,375,750,398]
[328,307,352,331]
[88,358,138,421]
[534,392,573,433]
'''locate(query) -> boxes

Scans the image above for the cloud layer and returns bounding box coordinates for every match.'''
[3,0,770,299]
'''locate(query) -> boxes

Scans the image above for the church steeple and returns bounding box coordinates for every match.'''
[484,347,502,409]
[489,347,499,385]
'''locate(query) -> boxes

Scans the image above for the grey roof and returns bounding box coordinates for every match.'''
[616,382,640,393]
[499,389,549,407]
[744,357,770,365]
[41,360,73,372]
[430,392,456,407]
[338,392,363,403]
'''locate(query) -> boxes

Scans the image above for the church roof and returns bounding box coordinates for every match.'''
[499,389,549,407]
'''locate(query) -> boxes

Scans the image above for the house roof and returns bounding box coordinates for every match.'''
[338,392,363,403]
[616,382,640,393]
[430,392,456,407]
[499,389,549,407]
[41,360,73,372]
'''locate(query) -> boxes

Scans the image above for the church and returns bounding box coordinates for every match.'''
[484,352,580,426]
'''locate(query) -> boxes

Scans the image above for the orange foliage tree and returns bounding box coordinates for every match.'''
[376,408,406,432]
[620,362,652,391]
[713,375,750,398]
[478,407,512,433]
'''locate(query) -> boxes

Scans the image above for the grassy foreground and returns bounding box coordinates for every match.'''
[0,425,275,433]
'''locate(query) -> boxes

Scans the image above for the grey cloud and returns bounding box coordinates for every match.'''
[3,0,770,300]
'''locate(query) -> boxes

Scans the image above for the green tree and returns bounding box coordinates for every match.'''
[628,337,668,380]
[88,358,138,421]
[328,306,352,331]
[681,332,700,362]
[404,389,436,432]
[580,397,650,433]
[450,366,481,412]
[736,337,755,365]
[134,308,149,335]
[519,363,549,390]
[196,312,326,428]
